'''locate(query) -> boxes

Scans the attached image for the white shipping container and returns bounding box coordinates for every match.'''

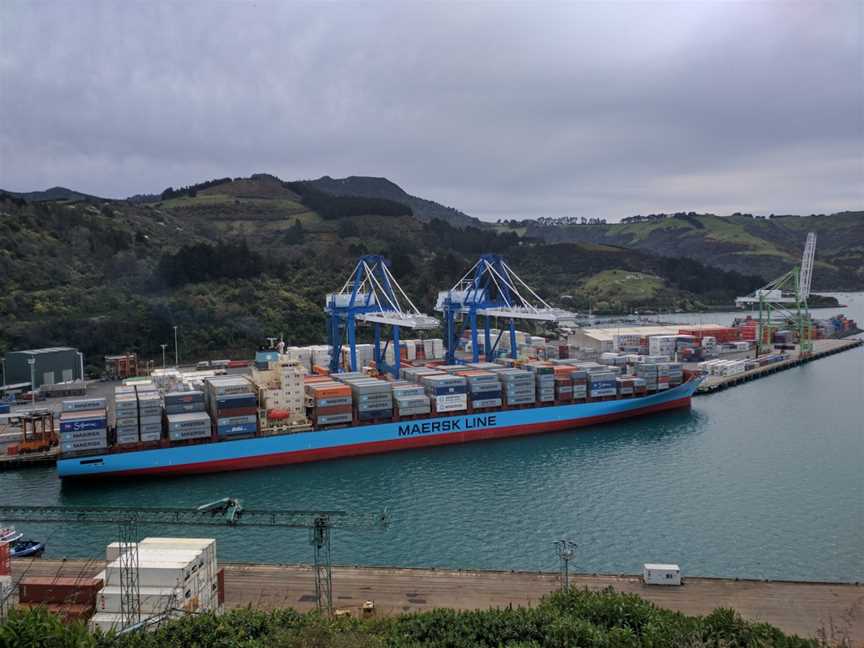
[433,393,468,412]
[98,585,184,614]
[642,563,681,586]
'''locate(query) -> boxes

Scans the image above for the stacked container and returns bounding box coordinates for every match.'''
[492,368,535,405]
[91,537,219,632]
[587,370,617,398]
[648,335,678,358]
[342,377,394,421]
[552,366,573,401]
[166,412,212,441]
[635,363,659,391]
[458,371,502,409]
[205,376,258,438]
[421,374,467,413]
[392,384,431,416]
[616,377,636,397]
[113,387,140,446]
[570,369,588,401]
[59,398,108,455]
[525,362,555,402]
[165,391,206,415]
[18,576,103,622]
[305,380,353,426]
[658,362,684,386]
[136,388,163,443]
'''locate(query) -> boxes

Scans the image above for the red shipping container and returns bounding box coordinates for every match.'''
[0,542,9,576]
[17,602,95,622]
[216,406,257,417]
[314,404,352,416]
[19,577,103,605]
[217,567,225,605]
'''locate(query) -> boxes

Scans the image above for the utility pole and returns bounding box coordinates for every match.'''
[160,344,168,369]
[173,326,179,367]
[27,358,35,408]
[554,539,577,592]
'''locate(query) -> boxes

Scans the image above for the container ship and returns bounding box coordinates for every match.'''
[56,353,702,479]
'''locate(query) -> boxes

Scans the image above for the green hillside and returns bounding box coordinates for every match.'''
[0,178,769,366]
[516,212,864,290]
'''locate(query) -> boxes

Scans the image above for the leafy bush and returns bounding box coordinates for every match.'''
[0,588,821,648]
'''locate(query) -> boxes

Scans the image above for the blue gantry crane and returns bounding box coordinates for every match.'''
[435,254,576,364]
[326,255,438,378]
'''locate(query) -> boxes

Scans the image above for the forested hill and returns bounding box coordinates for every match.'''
[304,175,481,228]
[510,211,864,290]
[0,175,769,367]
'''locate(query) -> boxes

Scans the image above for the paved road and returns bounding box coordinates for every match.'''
[11,559,863,644]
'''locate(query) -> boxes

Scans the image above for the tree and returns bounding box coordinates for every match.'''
[284,220,305,245]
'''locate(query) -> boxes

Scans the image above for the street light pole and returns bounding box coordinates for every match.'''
[27,358,35,408]
[160,344,167,369]
[173,326,179,367]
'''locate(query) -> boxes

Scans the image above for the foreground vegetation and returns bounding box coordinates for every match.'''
[0,588,823,647]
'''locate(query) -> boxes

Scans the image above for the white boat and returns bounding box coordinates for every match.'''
[0,527,23,543]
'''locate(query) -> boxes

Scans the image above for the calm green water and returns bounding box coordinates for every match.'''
[4,295,862,582]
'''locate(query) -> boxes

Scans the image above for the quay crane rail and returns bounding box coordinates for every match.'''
[735,232,817,355]
[436,254,577,364]
[326,255,438,378]
[0,499,389,625]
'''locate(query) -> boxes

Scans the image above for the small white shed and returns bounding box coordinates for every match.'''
[642,563,682,586]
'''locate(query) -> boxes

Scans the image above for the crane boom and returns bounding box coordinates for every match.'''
[0,502,388,530]
[798,232,817,300]
[0,500,388,616]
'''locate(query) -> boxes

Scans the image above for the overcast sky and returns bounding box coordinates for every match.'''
[1,1,861,221]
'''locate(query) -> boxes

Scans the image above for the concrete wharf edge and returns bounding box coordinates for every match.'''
[696,337,862,395]
[11,559,864,644]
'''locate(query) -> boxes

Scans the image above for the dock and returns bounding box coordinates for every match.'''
[696,337,862,395]
[0,446,58,470]
[11,559,864,643]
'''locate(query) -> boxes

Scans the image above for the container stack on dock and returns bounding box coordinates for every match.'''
[18,576,103,623]
[113,386,140,446]
[205,376,258,438]
[91,537,219,631]
[305,379,353,426]
[392,383,431,416]
[421,374,468,413]
[59,398,108,455]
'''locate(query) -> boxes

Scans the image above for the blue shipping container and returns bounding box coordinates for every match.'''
[60,418,108,433]
[215,395,257,409]
[217,422,258,436]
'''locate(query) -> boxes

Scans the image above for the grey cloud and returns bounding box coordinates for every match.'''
[0,1,861,220]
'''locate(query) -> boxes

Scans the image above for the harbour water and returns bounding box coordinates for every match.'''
[3,294,862,582]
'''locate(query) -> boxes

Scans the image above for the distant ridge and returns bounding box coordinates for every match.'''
[305,175,482,228]
[0,186,108,202]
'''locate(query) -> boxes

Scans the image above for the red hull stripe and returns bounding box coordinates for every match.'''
[109,396,692,477]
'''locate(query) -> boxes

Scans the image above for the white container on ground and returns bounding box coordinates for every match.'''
[642,563,681,585]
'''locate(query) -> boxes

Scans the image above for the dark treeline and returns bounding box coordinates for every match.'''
[422,218,523,255]
[160,177,233,201]
[157,241,269,286]
[283,182,413,220]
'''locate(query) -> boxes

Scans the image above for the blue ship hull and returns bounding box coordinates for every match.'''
[57,378,701,479]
